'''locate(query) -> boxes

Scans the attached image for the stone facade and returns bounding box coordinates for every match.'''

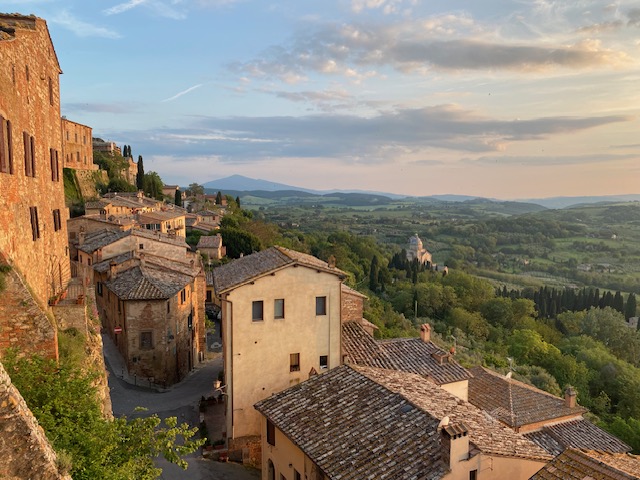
[0,360,72,480]
[407,233,433,265]
[61,117,95,170]
[0,13,71,307]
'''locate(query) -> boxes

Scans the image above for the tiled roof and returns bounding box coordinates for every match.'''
[205,270,214,287]
[77,228,188,254]
[77,229,128,253]
[138,210,185,221]
[524,418,630,455]
[468,366,586,428]
[84,199,111,210]
[530,448,640,480]
[341,283,367,298]
[212,246,345,294]
[196,235,222,249]
[105,263,194,300]
[255,365,448,480]
[341,321,471,385]
[358,366,552,462]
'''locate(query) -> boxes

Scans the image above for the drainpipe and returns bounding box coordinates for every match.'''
[217,294,233,443]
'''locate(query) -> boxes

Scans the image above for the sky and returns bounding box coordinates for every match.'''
[8,0,640,199]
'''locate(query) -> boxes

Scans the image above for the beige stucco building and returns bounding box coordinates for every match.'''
[137,210,186,237]
[61,118,95,171]
[211,247,347,451]
[407,233,433,265]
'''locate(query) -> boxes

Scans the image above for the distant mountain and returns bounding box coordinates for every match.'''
[200,175,640,209]
[520,195,640,209]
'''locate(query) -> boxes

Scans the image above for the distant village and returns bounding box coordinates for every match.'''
[1,12,640,480]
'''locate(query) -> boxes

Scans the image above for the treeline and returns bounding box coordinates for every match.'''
[497,286,637,323]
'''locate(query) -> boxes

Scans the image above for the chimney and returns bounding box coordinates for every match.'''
[139,252,145,267]
[328,255,336,268]
[109,260,117,280]
[308,367,318,378]
[565,387,577,408]
[420,323,431,343]
[440,421,470,470]
[78,230,86,246]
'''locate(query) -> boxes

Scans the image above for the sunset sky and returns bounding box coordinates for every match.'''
[10,0,640,199]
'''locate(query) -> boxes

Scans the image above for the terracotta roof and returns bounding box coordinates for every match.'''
[84,199,112,210]
[255,365,448,480]
[77,229,128,253]
[524,419,630,455]
[105,262,195,300]
[358,366,552,462]
[212,246,345,294]
[341,283,368,298]
[468,366,586,428]
[342,321,471,385]
[530,448,640,480]
[197,235,222,249]
[137,210,185,222]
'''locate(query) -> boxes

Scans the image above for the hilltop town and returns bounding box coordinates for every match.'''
[2,12,640,480]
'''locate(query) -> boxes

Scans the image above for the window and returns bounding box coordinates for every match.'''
[25,64,29,82]
[50,148,59,181]
[280,475,287,480]
[23,131,35,177]
[96,282,103,296]
[469,470,477,480]
[139,243,144,250]
[140,331,153,349]
[294,471,301,480]
[266,420,275,446]
[290,353,300,372]
[206,290,212,303]
[52,209,61,232]
[252,300,264,321]
[316,296,327,315]
[320,355,328,369]
[29,206,39,241]
[180,289,186,304]
[0,116,13,174]
[274,299,285,319]
[167,301,170,313]
[48,77,53,105]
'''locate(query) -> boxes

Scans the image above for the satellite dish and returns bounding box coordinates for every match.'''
[506,372,513,379]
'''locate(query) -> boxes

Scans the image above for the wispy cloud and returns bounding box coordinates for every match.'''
[161,84,203,102]
[352,0,416,15]
[63,102,140,114]
[50,10,121,38]
[469,153,639,166]
[103,0,148,16]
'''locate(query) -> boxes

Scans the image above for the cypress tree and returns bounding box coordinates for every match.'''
[174,188,182,207]
[625,293,637,320]
[369,256,379,292]
[136,155,145,190]
[216,191,223,205]
[613,291,624,313]
[236,196,241,208]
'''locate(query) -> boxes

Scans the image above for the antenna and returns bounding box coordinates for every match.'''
[437,416,450,429]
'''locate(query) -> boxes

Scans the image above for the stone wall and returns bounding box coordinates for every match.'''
[0,360,72,480]
[61,118,94,171]
[75,168,107,200]
[228,435,261,468]
[340,285,365,323]
[0,261,58,360]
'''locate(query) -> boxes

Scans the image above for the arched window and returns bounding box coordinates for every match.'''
[268,459,276,480]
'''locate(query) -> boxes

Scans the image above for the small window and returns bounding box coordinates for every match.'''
[50,148,59,181]
[52,209,62,232]
[267,419,275,446]
[180,289,186,304]
[140,331,153,349]
[320,355,328,369]
[315,296,327,315]
[139,243,144,250]
[25,64,29,81]
[167,301,170,313]
[96,282,103,296]
[252,300,264,321]
[23,131,35,177]
[290,353,300,372]
[294,470,301,480]
[29,206,40,241]
[274,299,285,319]
[469,470,477,480]
[48,77,53,105]
[0,116,13,174]
[280,475,287,480]
[206,290,212,303]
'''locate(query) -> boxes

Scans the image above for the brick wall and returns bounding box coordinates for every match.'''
[61,118,95,171]
[341,285,365,323]
[0,14,71,307]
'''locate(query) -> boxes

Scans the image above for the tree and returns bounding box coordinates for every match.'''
[3,352,203,479]
[189,183,204,197]
[369,256,379,292]
[216,191,223,205]
[626,293,637,320]
[218,228,262,258]
[174,188,182,207]
[144,171,163,200]
[136,155,145,190]
[235,196,241,208]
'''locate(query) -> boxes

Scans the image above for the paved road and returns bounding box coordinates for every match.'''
[105,343,259,480]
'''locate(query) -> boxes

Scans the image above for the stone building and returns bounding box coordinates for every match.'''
[137,210,186,237]
[61,117,95,170]
[92,138,121,156]
[211,247,347,454]
[94,251,205,386]
[0,14,70,312]
[256,365,552,480]
[196,233,226,261]
[407,233,433,265]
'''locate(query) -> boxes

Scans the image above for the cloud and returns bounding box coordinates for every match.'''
[112,106,633,163]
[50,10,121,38]
[351,0,416,15]
[469,153,639,166]
[161,84,203,102]
[231,19,630,82]
[103,0,148,15]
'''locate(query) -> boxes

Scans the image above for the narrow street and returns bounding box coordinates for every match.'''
[104,334,259,480]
